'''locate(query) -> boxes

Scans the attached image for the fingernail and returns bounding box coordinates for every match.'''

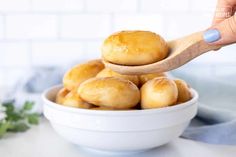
[203,29,221,43]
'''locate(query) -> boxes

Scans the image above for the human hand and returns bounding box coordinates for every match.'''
[203,0,236,45]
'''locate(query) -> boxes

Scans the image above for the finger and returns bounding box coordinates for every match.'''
[204,15,236,45]
[212,0,234,25]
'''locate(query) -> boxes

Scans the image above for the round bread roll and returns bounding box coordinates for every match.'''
[139,72,167,86]
[55,88,70,104]
[174,79,192,103]
[96,68,139,86]
[62,90,94,109]
[63,59,104,91]
[91,106,116,110]
[102,31,169,65]
[91,106,135,111]
[78,77,140,109]
[141,77,178,109]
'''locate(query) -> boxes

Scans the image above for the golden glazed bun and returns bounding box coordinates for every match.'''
[141,77,178,109]
[139,73,167,86]
[55,88,93,109]
[55,88,70,105]
[91,106,136,111]
[174,79,192,103]
[78,77,140,109]
[91,106,131,110]
[63,60,104,90]
[96,68,139,86]
[91,106,117,110]
[102,31,169,65]
[62,90,94,109]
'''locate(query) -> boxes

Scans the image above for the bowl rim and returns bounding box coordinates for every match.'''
[42,85,198,116]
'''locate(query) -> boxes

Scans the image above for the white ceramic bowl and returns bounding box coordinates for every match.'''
[43,85,198,152]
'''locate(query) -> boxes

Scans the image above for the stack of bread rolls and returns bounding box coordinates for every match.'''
[56,31,192,110]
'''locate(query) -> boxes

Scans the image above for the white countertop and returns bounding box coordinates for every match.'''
[0,118,236,157]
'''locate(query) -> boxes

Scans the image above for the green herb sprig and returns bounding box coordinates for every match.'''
[0,101,40,138]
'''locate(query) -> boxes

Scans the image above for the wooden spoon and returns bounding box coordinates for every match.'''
[103,31,223,75]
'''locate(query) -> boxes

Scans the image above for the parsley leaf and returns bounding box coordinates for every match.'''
[27,113,39,125]
[23,101,34,111]
[0,101,40,138]
[8,122,30,132]
[0,121,10,137]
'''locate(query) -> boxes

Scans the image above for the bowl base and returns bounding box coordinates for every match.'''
[78,146,152,155]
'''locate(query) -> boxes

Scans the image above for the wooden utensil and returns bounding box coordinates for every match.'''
[103,31,223,75]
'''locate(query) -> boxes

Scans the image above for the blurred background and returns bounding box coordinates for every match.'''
[0,0,236,111]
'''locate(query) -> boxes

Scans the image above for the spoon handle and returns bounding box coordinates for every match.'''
[169,31,222,57]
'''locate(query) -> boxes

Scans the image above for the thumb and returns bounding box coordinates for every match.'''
[203,15,236,45]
